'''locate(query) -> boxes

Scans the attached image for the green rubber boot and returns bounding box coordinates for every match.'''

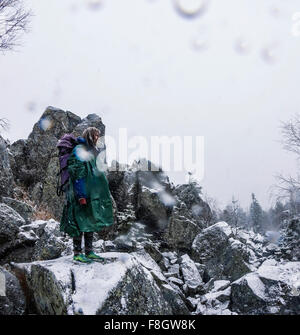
[73,253,93,264]
[86,251,106,262]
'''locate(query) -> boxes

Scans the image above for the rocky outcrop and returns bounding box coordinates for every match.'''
[163,182,212,251]
[11,252,189,315]
[163,206,201,251]
[191,222,252,281]
[2,197,35,224]
[8,107,110,220]
[31,220,72,261]
[230,260,300,315]
[1,107,299,316]
[0,266,26,315]
[0,203,26,261]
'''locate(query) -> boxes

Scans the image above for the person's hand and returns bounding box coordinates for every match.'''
[79,198,87,206]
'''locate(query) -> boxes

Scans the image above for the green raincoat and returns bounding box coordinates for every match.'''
[60,144,114,237]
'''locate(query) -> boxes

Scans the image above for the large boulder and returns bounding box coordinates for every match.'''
[191,222,251,281]
[2,197,35,224]
[134,159,175,232]
[31,220,72,261]
[9,107,81,218]
[107,162,138,214]
[179,254,204,295]
[230,260,300,315]
[163,206,201,251]
[9,107,112,220]
[12,252,189,315]
[0,267,26,315]
[162,182,212,251]
[0,203,26,261]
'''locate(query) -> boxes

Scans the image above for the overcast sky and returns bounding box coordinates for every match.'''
[1,0,300,210]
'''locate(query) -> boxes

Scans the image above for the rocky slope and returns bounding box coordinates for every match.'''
[0,107,299,315]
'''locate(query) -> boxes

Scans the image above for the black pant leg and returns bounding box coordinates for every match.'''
[73,233,83,255]
[84,232,94,255]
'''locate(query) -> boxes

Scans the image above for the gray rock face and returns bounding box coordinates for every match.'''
[0,135,14,199]
[8,107,111,220]
[107,162,138,214]
[0,267,26,315]
[0,203,26,259]
[172,183,212,227]
[9,107,82,219]
[192,222,251,281]
[12,252,189,315]
[179,254,204,295]
[230,261,300,315]
[162,182,212,251]
[32,220,72,261]
[2,197,35,224]
[164,207,201,251]
[195,287,232,315]
[134,159,175,231]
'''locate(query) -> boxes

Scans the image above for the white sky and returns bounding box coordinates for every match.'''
[1,0,300,210]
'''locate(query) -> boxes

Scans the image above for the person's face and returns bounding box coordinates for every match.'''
[94,133,100,145]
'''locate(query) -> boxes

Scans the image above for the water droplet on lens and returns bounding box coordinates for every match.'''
[87,0,103,10]
[270,6,280,18]
[75,145,94,162]
[191,26,209,51]
[261,44,278,64]
[234,37,251,55]
[27,101,37,113]
[39,117,53,131]
[173,0,209,18]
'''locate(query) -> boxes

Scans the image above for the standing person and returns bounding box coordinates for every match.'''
[60,127,114,263]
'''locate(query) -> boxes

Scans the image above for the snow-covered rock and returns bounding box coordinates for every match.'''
[32,220,72,261]
[179,254,204,295]
[0,266,26,315]
[192,222,251,281]
[230,261,300,315]
[11,252,190,315]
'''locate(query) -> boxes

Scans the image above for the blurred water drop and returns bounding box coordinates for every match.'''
[26,101,37,113]
[173,0,209,18]
[191,25,209,52]
[234,37,251,55]
[75,145,94,162]
[261,44,278,64]
[270,6,280,18]
[192,204,203,216]
[87,0,103,10]
[118,253,130,264]
[158,191,176,206]
[191,35,208,51]
[39,117,53,131]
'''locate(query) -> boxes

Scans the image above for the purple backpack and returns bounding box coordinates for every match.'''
[56,134,78,196]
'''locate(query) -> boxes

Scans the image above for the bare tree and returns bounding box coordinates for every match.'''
[0,0,31,51]
[271,173,300,215]
[271,114,300,215]
[0,117,9,132]
[280,113,300,156]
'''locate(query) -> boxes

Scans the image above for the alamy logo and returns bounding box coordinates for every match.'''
[291,12,300,37]
[0,271,5,296]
